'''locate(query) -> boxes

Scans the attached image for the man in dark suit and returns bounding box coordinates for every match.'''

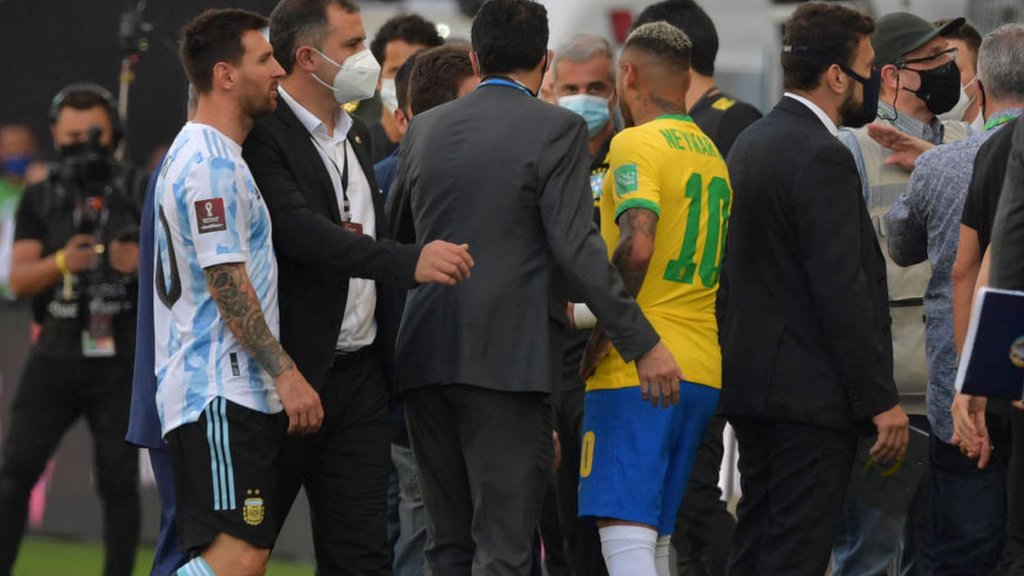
[719,3,908,575]
[389,1,682,574]
[241,0,474,573]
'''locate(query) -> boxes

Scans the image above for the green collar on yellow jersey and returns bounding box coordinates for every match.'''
[655,114,694,122]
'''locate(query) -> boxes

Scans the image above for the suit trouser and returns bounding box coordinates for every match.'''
[404,385,553,576]
[275,347,391,576]
[727,417,857,576]
[672,415,735,576]
[552,384,606,576]
[0,353,140,576]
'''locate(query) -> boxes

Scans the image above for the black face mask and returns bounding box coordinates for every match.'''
[838,63,881,128]
[904,60,961,116]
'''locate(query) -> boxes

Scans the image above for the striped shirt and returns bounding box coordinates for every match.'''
[153,122,282,436]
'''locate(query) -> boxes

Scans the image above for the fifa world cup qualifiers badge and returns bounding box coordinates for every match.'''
[243,488,265,526]
[195,198,227,234]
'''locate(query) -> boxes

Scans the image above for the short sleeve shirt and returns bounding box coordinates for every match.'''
[153,122,282,436]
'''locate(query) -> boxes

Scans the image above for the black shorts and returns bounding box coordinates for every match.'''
[166,396,287,551]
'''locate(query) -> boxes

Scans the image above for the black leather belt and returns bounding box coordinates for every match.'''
[331,345,375,368]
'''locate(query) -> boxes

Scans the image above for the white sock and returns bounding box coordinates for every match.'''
[599,525,658,576]
[655,535,672,576]
[177,556,214,576]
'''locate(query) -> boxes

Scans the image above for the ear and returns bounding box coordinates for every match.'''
[621,61,638,90]
[294,45,318,73]
[395,107,410,136]
[976,78,987,120]
[824,63,847,96]
[880,64,900,92]
[470,51,482,79]
[212,61,234,91]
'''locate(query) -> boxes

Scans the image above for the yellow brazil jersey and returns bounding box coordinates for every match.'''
[588,114,731,392]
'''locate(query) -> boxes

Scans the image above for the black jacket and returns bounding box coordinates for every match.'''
[719,96,899,430]
[243,97,420,390]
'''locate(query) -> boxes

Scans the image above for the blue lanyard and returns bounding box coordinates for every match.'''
[476,77,535,97]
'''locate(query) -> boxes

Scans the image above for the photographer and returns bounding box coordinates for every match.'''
[0,83,145,576]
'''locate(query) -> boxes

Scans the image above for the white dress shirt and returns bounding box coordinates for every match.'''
[279,87,377,351]
[784,92,839,137]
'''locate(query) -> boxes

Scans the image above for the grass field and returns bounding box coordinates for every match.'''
[13,536,315,575]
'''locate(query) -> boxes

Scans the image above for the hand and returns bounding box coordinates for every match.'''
[415,241,474,286]
[107,240,140,275]
[635,341,683,408]
[552,431,562,473]
[869,404,909,465]
[866,123,934,172]
[274,366,324,435]
[566,302,576,330]
[62,234,97,273]
[951,393,991,468]
[580,329,612,380]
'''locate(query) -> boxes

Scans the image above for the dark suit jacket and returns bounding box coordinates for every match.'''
[719,96,899,431]
[390,82,659,394]
[990,117,1024,290]
[243,97,420,390]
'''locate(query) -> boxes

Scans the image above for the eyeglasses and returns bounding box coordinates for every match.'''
[897,46,958,68]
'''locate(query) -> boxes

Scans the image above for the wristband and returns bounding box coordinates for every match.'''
[572,303,597,330]
[55,249,69,275]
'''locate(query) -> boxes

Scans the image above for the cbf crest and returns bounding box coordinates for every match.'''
[243,489,265,526]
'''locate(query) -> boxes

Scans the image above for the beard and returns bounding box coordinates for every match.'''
[838,82,870,129]
[242,83,279,119]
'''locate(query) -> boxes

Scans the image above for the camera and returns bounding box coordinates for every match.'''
[50,127,113,236]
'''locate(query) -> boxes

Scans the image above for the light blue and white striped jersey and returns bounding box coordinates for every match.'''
[153,122,282,436]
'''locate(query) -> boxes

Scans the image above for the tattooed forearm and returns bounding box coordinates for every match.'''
[613,207,658,297]
[205,263,295,378]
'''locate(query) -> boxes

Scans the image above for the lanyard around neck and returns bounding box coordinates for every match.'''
[984,113,1021,131]
[477,76,535,97]
[310,136,352,220]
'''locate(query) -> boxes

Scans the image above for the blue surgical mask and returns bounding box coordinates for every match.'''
[558,94,611,137]
[1,155,33,179]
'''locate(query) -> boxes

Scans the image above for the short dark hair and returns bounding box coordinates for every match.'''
[632,0,717,77]
[370,14,443,66]
[269,0,360,74]
[395,50,420,111]
[180,9,269,94]
[409,44,475,115]
[938,19,983,57]
[471,0,548,77]
[782,2,875,92]
[624,22,692,73]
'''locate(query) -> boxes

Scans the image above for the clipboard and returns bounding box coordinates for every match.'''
[955,287,1024,400]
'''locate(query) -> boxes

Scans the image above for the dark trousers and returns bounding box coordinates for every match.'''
[149,447,189,576]
[930,427,1008,576]
[275,347,392,575]
[727,417,857,576]
[404,385,553,576]
[552,385,606,576]
[994,407,1024,576]
[0,353,140,576]
[672,415,735,576]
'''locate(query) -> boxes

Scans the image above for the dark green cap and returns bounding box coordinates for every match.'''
[872,12,965,67]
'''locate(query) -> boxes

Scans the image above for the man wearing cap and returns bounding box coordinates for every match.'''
[833,12,969,575]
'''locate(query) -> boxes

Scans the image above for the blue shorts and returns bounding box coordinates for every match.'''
[578,381,719,535]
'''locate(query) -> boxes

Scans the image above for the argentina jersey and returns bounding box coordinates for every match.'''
[153,122,283,436]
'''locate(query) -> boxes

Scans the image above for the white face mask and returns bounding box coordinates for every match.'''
[938,77,978,122]
[380,78,399,112]
[312,48,381,105]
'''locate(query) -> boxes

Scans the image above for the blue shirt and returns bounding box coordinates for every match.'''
[884,108,1022,443]
[374,144,400,204]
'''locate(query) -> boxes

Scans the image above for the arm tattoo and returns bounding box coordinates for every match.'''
[205,263,295,378]
[612,207,658,297]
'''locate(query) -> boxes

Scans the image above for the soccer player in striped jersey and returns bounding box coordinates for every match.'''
[578,22,729,576]
[153,9,321,576]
